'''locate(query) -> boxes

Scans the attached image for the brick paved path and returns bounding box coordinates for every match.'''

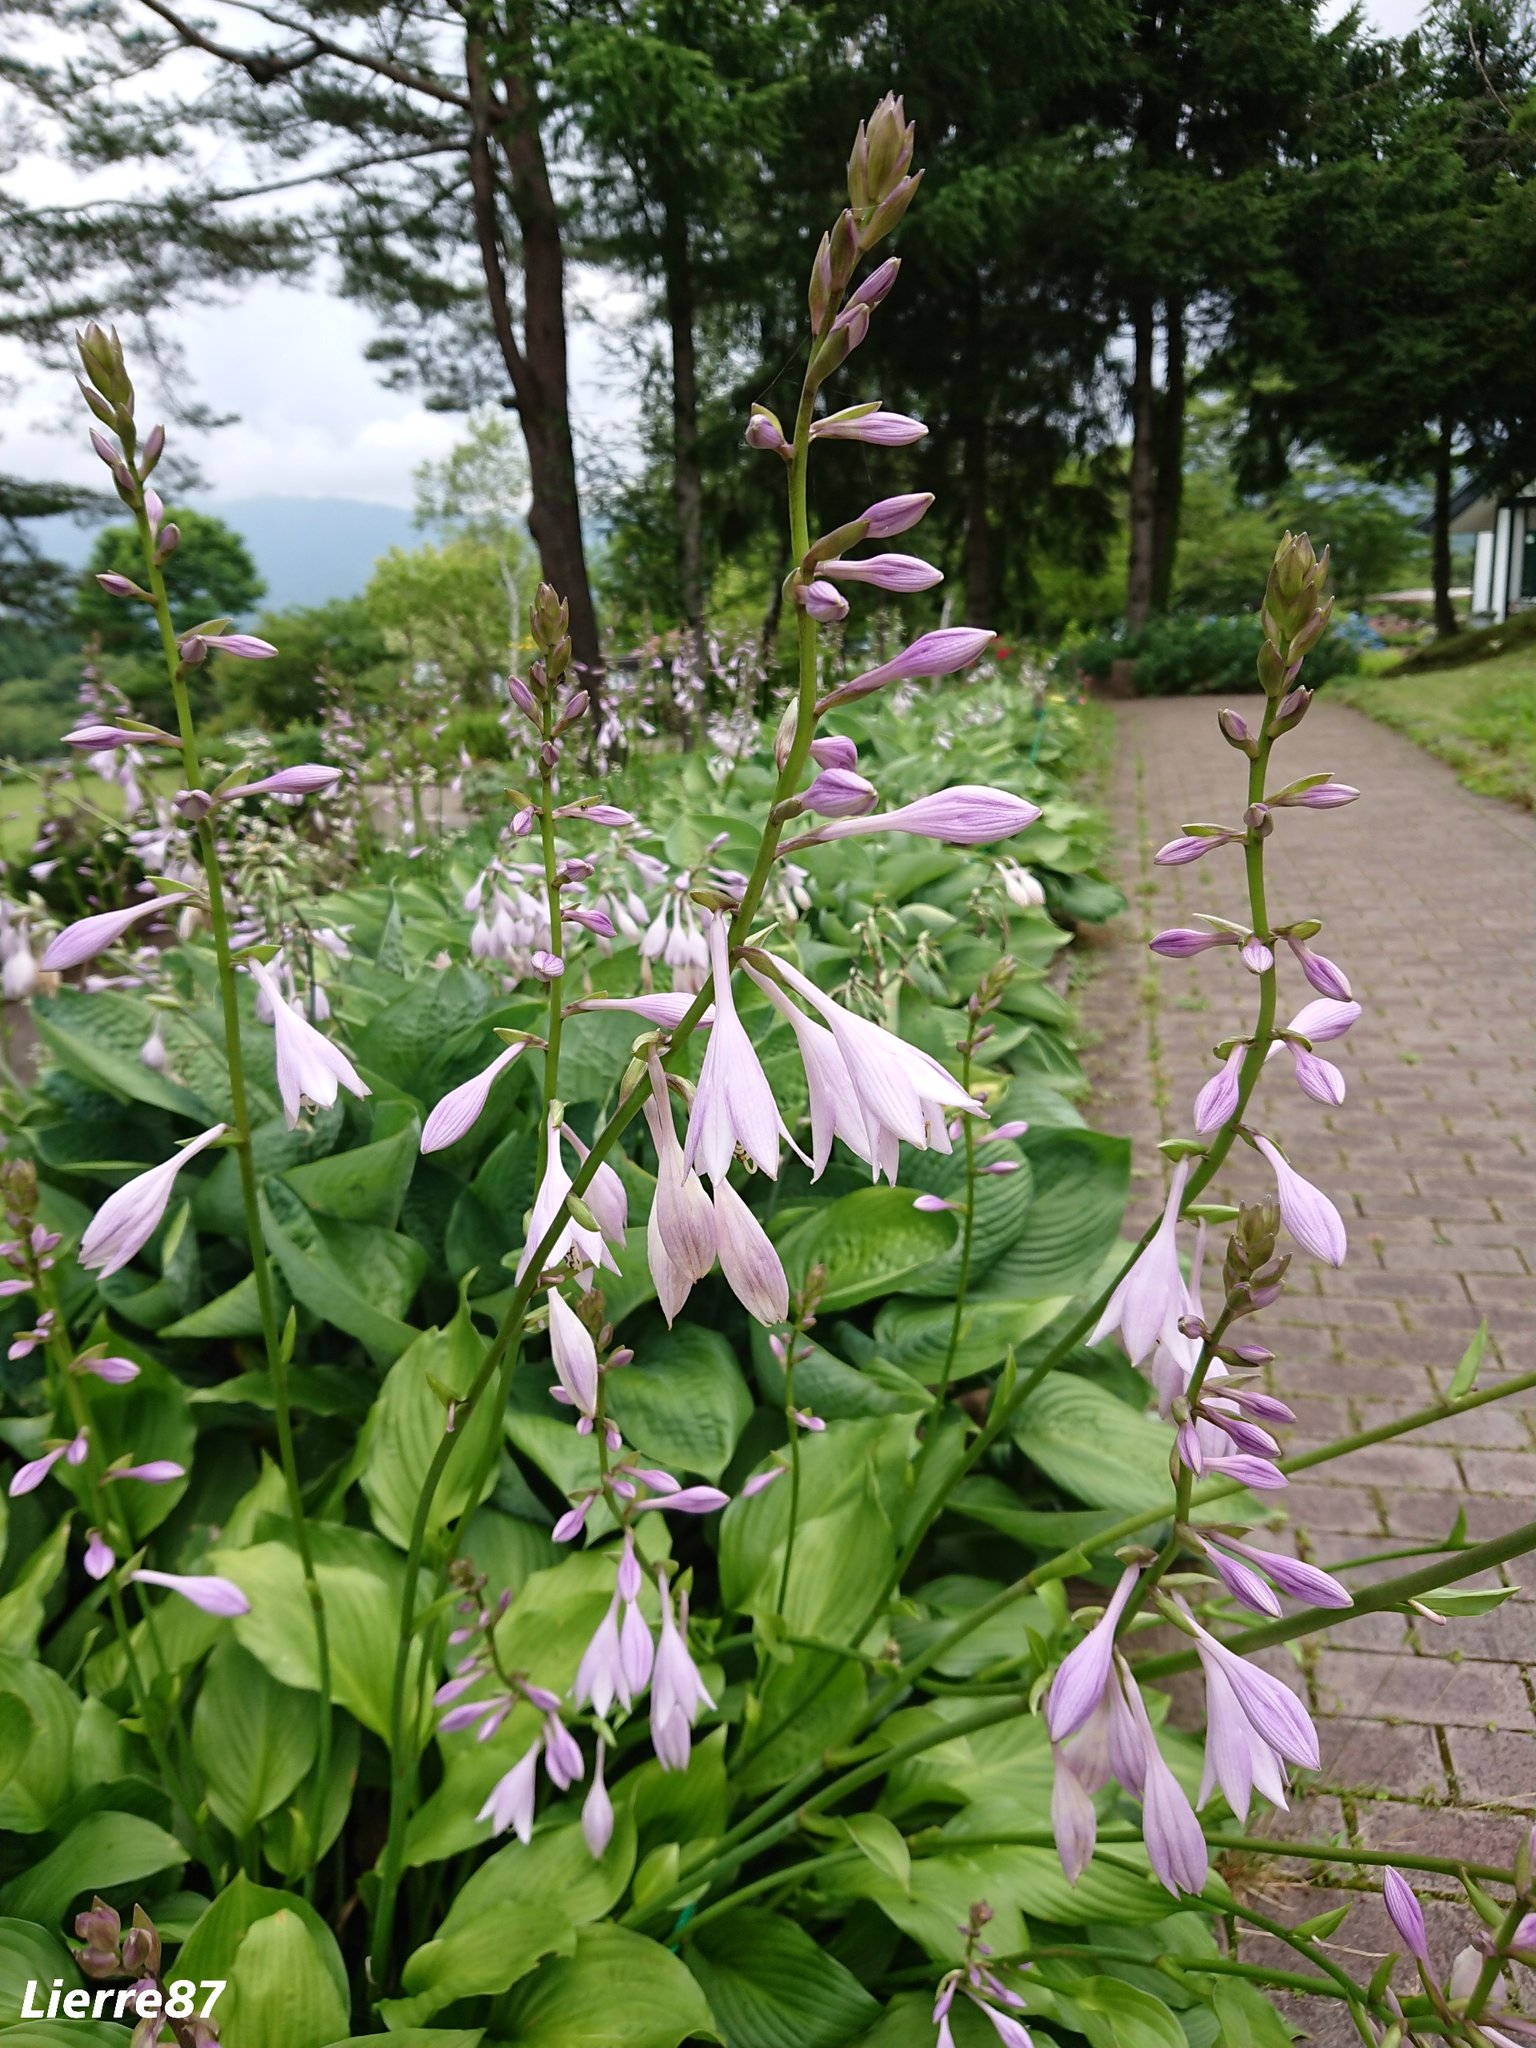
[1078,694,1536,2041]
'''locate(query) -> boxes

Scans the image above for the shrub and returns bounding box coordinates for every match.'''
[1060,609,1362,695]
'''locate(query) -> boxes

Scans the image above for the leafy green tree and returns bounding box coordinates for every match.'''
[414,409,529,548]
[74,508,265,651]
[225,597,393,732]
[364,534,530,701]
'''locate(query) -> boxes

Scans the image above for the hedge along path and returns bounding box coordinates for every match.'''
[1079,689,1536,2046]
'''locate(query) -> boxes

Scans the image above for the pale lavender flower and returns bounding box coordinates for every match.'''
[248,957,369,1128]
[229,764,341,800]
[809,733,859,770]
[797,579,849,622]
[541,1714,584,1791]
[1252,1135,1347,1267]
[633,1485,730,1516]
[1184,1604,1319,1774]
[650,1579,714,1772]
[823,627,995,706]
[1383,1868,1430,1964]
[1196,1655,1289,1823]
[712,1179,789,1326]
[516,1107,617,1284]
[761,954,979,1182]
[683,916,783,1183]
[1286,937,1351,1000]
[1276,781,1359,809]
[578,993,714,1030]
[553,802,635,827]
[1289,1045,1345,1106]
[998,859,1045,909]
[848,254,901,308]
[421,1042,527,1152]
[8,1437,79,1496]
[642,1059,717,1324]
[41,891,194,972]
[1112,1663,1209,1896]
[745,965,870,1179]
[547,1289,599,1422]
[130,1570,251,1616]
[558,1126,628,1248]
[801,768,879,818]
[83,1529,115,1580]
[103,1460,185,1485]
[95,573,141,598]
[575,1597,630,1716]
[741,1465,787,1497]
[1213,1535,1351,1610]
[1193,1047,1245,1135]
[1286,997,1361,1044]
[478,1742,540,1841]
[582,1745,614,1858]
[861,491,934,538]
[532,949,563,979]
[1045,1564,1142,1740]
[1240,937,1274,974]
[806,784,1040,846]
[1154,832,1239,866]
[201,633,278,660]
[1149,927,1234,958]
[1090,1159,1193,1365]
[62,723,178,749]
[914,1194,962,1213]
[80,1123,228,1277]
[809,403,927,445]
[820,552,943,592]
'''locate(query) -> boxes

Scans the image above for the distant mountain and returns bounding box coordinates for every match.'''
[29,495,418,611]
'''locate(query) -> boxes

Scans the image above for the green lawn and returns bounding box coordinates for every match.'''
[1337,649,1536,810]
[0,764,178,864]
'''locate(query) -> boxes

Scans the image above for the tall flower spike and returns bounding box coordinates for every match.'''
[79,1124,228,1277]
[682,915,782,1184]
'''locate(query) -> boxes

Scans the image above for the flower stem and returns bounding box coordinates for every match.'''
[131,501,333,1890]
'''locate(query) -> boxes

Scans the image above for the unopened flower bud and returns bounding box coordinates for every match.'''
[139,423,165,474]
[849,255,900,310]
[1273,685,1312,730]
[155,522,180,561]
[808,231,834,330]
[1218,708,1254,753]
[96,572,143,599]
[827,207,860,290]
[860,171,923,246]
[540,740,560,771]
[507,674,539,719]
[178,635,208,667]
[557,689,589,729]
[530,583,568,656]
[120,1908,160,1977]
[1245,802,1272,837]
[745,404,789,458]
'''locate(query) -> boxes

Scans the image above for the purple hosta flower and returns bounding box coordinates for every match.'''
[1275,781,1360,809]
[516,1107,618,1286]
[1270,996,1361,1109]
[797,579,849,623]
[650,1577,714,1772]
[1286,936,1351,1000]
[618,1533,655,1695]
[1240,937,1273,974]
[229,764,341,801]
[809,403,928,445]
[806,784,1040,847]
[914,1193,962,1214]
[79,1123,228,1277]
[478,1742,540,1842]
[582,1745,614,1859]
[1184,1600,1319,1798]
[547,1288,599,1427]
[1046,1565,1142,1743]
[745,966,870,1180]
[683,916,783,1183]
[632,1484,730,1517]
[760,954,980,1182]
[96,573,142,599]
[130,1569,251,1616]
[801,767,879,819]
[809,733,859,771]
[1252,1134,1347,1267]
[564,904,615,939]
[552,802,636,828]
[541,1713,585,1791]
[1053,1645,1207,1896]
[8,1309,56,1360]
[1193,1046,1246,1136]
[248,956,369,1129]
[575,1597,630,1717]
[1122,1672,1210,1897]
[1205,1534,1351,1615]
[103,1459,185,1485]
[578,992,712,1030]
[185,633,277,662]
[861,490,934,538]
[744,404,787,455]
[641,1062,717,1325]
[741,1463,787,1497]
[823,627,995,707]
[1091,1158,1195,1366]
[558,1126,628,1248]
[999,859,1045,910]
[40,891,194,973]
[1154,831,1240,866]
[8,1430,86,1497]
[712,1179,790,1325]
[83,1530,115,1580]
[531,948,563,980]
[421,1041,527,1153]
[820,552,943,593]
[1149,927,1234,958]
[1382,1868,1431,1965]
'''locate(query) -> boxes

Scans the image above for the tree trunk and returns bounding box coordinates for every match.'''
[466,16,603,688]
[662,207,706,678]
[1432,416,1459,639]
[1150,294,1185,616]
[1125,292,1158,632]
[962,419,992,624]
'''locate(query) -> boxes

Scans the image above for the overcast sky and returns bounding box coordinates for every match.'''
[2,0,1429,510]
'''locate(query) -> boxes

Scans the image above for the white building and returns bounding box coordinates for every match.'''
[1450,484,1536,623]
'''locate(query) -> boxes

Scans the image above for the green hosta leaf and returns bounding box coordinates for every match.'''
[623,1728,729,1859]
[603,1326,751,1481]
[0,1918,82,2022]
[733,1652,866,1797]
[0,1522,71,1656]
[772,1187,957,1311]
[684,1909,880,2048]
[62,1350,193,1536]
[31,993,211,1119]
[872,1293,1070,1379]
[493,1924,722,2047]
[843,1813,911,1891]
[219,1907,350,2048]
[177,1875,348,2005]
[0,2024,130,2046]
[162,1268,288,1340]
[1054,1975,1189,2048]
[1207,1978,1297,2048]
[0,1657,79,1834]
[897,1148,1035,1298]
[259,1714,360,1878]
[190,1640,318,1837]
[260,1184,423,1364]
[212,1526,424,1739]
[281,1102,421,1225]
[361,1289,500,1548]
[324,2037,482,2048]
[978,1129,1130,1300]
[384,1901,574,2030]
[718,1421,898,1635]
[0,1812,185,1923]
[353,965,490,1091]
[1011,1372,1174,1512]
[816,1849,1025,1965]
